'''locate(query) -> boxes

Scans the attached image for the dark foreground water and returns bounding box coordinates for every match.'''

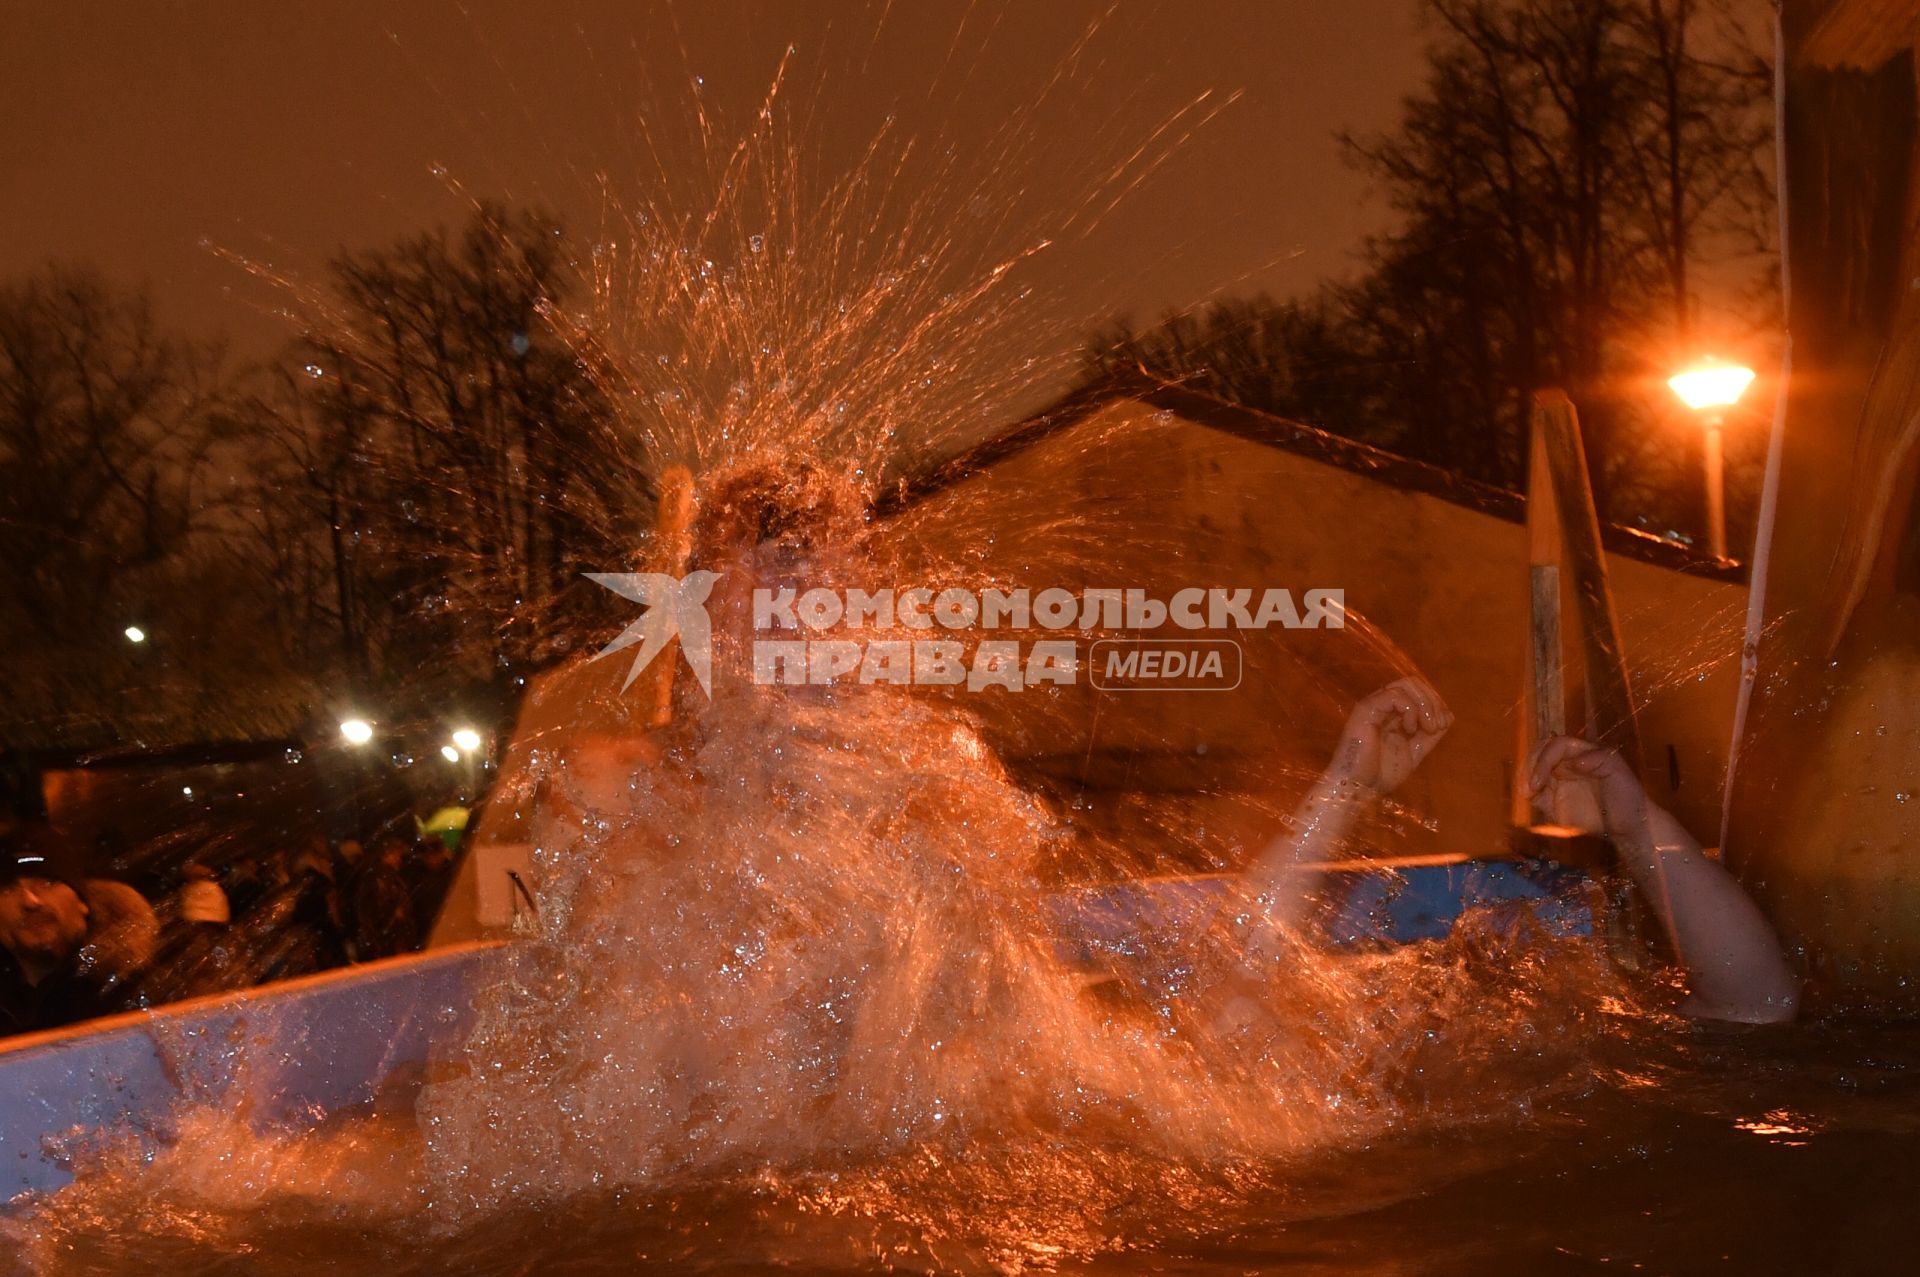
[10,1017,1919,1277]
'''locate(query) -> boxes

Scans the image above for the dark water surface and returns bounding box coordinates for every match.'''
[12,1018,1919,1276]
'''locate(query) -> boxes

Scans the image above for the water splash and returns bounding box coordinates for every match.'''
[2,12,1675,1272]
[4,584,1649,1273]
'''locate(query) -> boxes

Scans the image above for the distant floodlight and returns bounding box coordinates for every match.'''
[123,626,146,644]
[339,718,374,746]
[440,744,461,763]
[1668,361,1755,413]
[451,728,482,753]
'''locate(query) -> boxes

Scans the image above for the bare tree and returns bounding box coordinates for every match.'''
[0,270,224,639]
[0,270,253,747]
[1081,0,1775,547]
[1081,296,1401,449]
[254,207,637,717]
[1342,0,1774,530]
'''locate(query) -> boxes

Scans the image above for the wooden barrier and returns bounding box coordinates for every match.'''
[0,943,503,1202]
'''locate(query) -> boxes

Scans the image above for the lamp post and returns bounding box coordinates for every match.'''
[447,727,484,797]
[1667,360,1756,560]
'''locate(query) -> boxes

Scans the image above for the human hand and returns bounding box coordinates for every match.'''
[1328,677,1454,796]
[1526,736,1648,841]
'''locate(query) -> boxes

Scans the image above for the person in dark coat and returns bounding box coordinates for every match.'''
[350,837,421,961]
[138,859,245,1004]
[0,823,159,1038]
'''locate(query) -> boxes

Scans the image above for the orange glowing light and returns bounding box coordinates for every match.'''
[1668,361,1755,413]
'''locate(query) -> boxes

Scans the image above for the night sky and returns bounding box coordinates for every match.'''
[2,1,1431,369]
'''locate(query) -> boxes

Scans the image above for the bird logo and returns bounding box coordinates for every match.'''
[584,571,723,696]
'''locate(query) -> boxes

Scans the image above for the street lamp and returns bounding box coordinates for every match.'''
[339,718,375,746]
[1667,359,1756,560]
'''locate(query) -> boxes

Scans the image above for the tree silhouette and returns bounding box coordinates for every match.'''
[1084,0,1775,547]
[0,269,290,748]
[248,206,637,722]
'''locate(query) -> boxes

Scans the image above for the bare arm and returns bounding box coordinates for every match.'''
[1207,679,1453,1038]
[1239,678,1454,935]
[1227,768,1374,964]
[1529,737,1799,1025]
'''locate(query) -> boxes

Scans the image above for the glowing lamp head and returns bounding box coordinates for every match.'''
[339,718,374,746]
[1668,361,1755,413]
[451,728,482,753]
[440,744,461,763]
[123,626,146,644]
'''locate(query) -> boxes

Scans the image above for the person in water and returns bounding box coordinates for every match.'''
[1226,677,1799,1026]
[552,459,874,823]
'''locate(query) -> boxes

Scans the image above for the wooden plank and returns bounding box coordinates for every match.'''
[1531,390,1644,772]
[1518,414,1568,824]
[1529,567,1567,742]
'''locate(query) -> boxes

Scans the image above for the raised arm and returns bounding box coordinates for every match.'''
[1528,736,1799,1025]
[1219,678,1454,962]
[1201,678,1451,1036]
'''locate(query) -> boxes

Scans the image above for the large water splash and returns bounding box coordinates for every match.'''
[5,634,1645,1273]
[2,462,1651,1272]
[1,13,1679,1271]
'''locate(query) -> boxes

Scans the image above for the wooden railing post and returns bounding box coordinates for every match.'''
[1520,385,1643,768]
[1521,415,1568,825]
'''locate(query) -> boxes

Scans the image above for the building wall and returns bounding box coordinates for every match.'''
[1726,15,1920,1004]
[875,398,1746,863]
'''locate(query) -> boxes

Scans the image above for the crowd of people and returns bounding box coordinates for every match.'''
[0,820,459,1040]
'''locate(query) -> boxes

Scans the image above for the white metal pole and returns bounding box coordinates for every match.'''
[1704,417,1728,560]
